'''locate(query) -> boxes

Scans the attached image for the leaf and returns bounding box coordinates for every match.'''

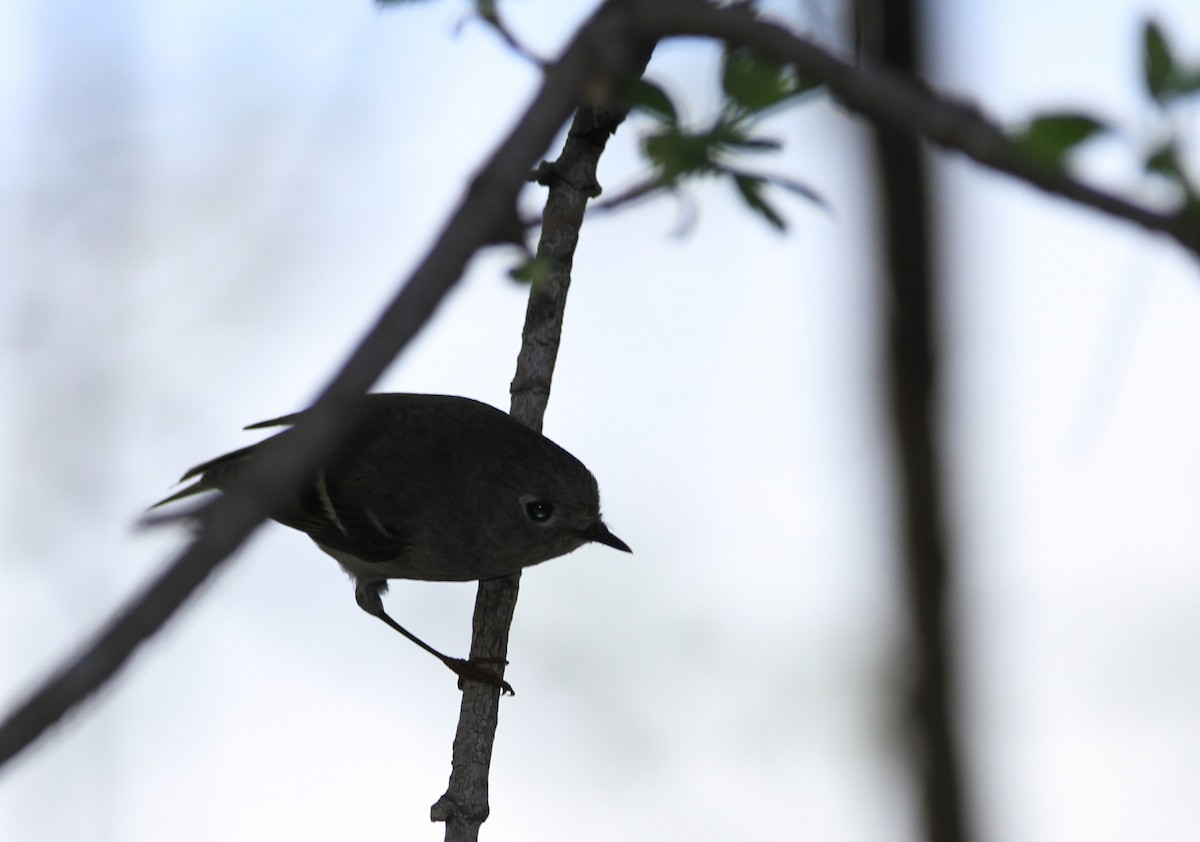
[727,166,829,212]
[1144,20,1176,103]
[761,174,829,211]
[626,79,677,124]
[723,135,783,153]
[1141,20,1200,103]
[641,119,766,183]
[508,254,553,284]
[732,174,786,231]
[1144,141,1181,179]
[721,46,817,116]
[1183,193,1200,222]
[1143,141,1200,211]
[1011,113,1108,169]
[643,129,718,183]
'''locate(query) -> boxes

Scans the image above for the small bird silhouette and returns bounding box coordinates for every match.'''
[154,393,630,693]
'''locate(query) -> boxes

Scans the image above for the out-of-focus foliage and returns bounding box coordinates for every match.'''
[1010,18,1200,218]
[627,45,825,231]
[1010,113,1109,170]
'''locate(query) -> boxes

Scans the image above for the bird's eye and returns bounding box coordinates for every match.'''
[524,499,554,523]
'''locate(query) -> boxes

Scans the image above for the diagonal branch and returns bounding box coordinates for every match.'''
[0,0,653,775]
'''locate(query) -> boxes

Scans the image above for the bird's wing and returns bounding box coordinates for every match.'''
[271,463,413,564]
[155,427,414,565]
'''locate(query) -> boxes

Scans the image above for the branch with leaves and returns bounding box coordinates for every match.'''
[625,1,1200,256]
[1009,20,1200,215]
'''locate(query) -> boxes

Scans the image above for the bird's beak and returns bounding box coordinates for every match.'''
[580,521,632,553]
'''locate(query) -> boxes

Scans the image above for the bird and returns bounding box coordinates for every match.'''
[153,393,630,693]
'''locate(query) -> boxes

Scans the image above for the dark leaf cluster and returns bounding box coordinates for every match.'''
[628,44,824,231]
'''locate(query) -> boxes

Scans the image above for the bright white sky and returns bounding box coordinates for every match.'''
[2,1,1200,841]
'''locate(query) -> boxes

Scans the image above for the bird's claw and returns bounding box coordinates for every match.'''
[447,657,515,696]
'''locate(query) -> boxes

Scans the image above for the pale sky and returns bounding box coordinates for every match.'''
[3,2,1200,841]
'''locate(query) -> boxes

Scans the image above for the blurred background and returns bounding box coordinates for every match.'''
[3,1,1200,840]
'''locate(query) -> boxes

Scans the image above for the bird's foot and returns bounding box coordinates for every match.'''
[445,657,514,696]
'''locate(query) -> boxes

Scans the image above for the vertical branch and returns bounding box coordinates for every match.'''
[510,101,644,428]
[431,64,650,841]
[861,1,974,841]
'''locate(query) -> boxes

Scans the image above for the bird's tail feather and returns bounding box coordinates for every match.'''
[149,442,261,509]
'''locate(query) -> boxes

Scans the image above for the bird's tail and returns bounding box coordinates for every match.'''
[149,443,261,509]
